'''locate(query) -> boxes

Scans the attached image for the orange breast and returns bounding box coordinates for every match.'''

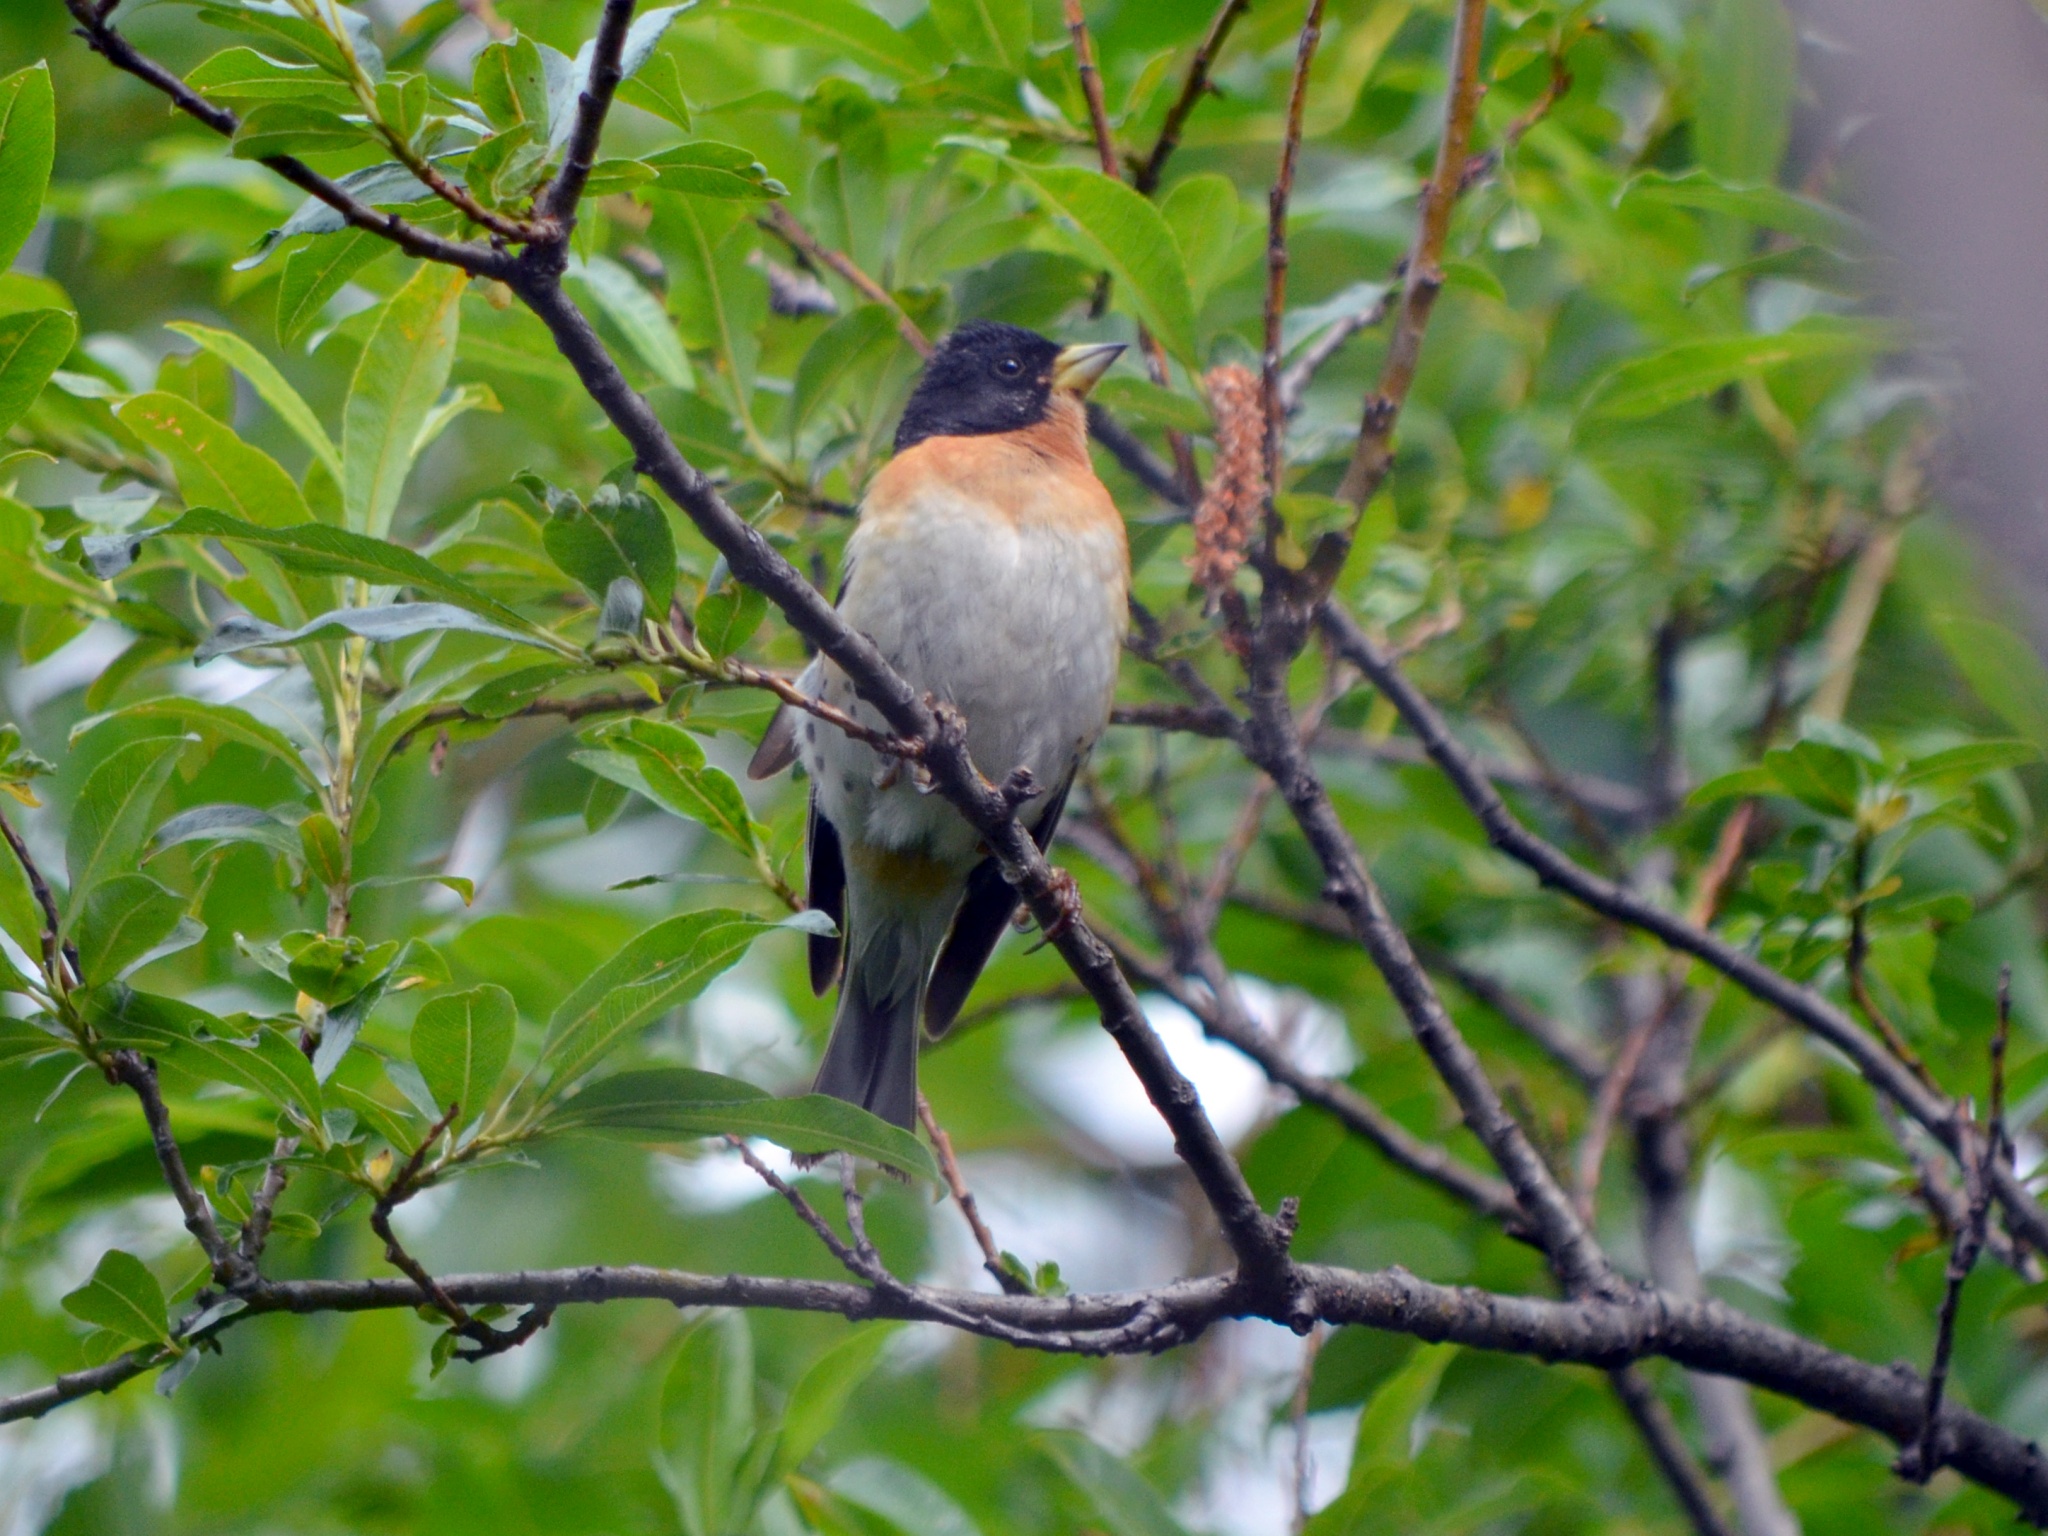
[863,396,1124,543]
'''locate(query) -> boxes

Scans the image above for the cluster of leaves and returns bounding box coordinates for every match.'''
[2,0,2048,1531]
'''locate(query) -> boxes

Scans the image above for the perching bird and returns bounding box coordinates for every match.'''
[747,322,1130,1130]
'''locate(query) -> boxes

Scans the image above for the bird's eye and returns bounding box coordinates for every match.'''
[995,356,1023,378]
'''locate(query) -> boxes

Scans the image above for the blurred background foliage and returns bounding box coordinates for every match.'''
[1,0,2046,1530]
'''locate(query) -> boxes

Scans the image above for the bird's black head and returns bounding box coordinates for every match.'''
[893,322,1066,452]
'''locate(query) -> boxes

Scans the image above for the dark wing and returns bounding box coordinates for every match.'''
[921,774,1072,1038]
[748,703,801,780]
[806,791,846,995]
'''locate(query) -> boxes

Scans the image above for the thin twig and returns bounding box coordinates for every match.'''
[107,1051,239,1281]
[1263,0,1326,489]
[61,2,515,279]
[1135,0,1254,196]
[761,205,932,357]
[1291,1324,1328,1534]
[1334,0,1489,509]
[1276,284,1398,414]
[1607,1366,1739,1536]
[1319,603,2048,1260]
[0,805,68,985]
[1064,0,1121,179]
[1897,966,2012,1483]
[1573,1007,1663,1225]
[917,1094,1030,1296]
[535,0,638,228]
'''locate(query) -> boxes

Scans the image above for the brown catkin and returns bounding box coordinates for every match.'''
[1189,364,1268,602]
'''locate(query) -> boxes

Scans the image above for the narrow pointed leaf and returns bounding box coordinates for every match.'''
[165,322,342,483]
[343,264,465,536]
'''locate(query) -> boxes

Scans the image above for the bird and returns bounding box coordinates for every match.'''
[747,321,1131,1130]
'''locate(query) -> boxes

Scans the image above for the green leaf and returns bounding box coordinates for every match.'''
[64,735,191,922]
[343,264,466,537]
[195,602,559,663]
[1686,765,1778,808]
[570,256,694,389]
[196,3,381,80]
[1159,173,1244,309]
[1038,1431,1191,1536]
[285,932,400,1005]
[85,986,322,1121]
[928,0,1029,70]
[472,33,549,130]
[1348,1342,1456,1472]
[775,1326,899,1479]
[0,64,56,275]
[167,511,556,643]
[553,1068,938,1179]
[1761,739,1867,819]
[79,698,318,787]
[1620,170,1866,254]
[1090,376,1210,435]
[616,49,692,130]
[647,194,766,411]
[0,309,75,439]
[62,1249,172,1346]
[715,0,937,82]
[538,909,782,1090]
[231,103,372,160]
[524,473,677,616]
[411,983,515,1125]
[73,873,187,985]
[185,47,357,109]
[1926,615,2048,757]
[298,811,346,887]
[643,141,786,200]
[277,229,386,351]
[693,583,766,659]
[1895,740,2039,790]
[1006,163,1198,369]
[165,322,343,484]
[1580,324,1883,421]
[660,1311,757,1536]
[789,305,901,443]
[825,1458,985,1536]
[118,393,314,529]
[1695,0,1796,186]
[149,802,304,861]
[575,717,757,857]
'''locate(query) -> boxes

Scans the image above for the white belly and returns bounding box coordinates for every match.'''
[800,487,1127,860]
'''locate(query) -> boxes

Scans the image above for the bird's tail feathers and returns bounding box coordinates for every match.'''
[810,916,932,1130]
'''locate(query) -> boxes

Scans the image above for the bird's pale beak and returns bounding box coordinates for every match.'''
[1050,341,1126,397]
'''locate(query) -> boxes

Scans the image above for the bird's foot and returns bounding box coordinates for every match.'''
[1025,868,1084,952]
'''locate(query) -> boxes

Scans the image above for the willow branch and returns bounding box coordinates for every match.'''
[1317,602,2048,1259]
[61,2,516,279]
[1264,0,1326,483]
[535,0,637,228]
[1134,0,1254,195]
[7,1261,2048,1519]
[1334,0,1489,508]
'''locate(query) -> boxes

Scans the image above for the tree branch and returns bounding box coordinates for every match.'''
[1134,0,1253,196]
[1264,0,1326,484]
[60,2,516,280]
[1334,0,1489,508]
[535,0,637,229]
[1608,1365,1740,1536]
[9,1260,2048,1518]
[1317,603,2048,1257]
